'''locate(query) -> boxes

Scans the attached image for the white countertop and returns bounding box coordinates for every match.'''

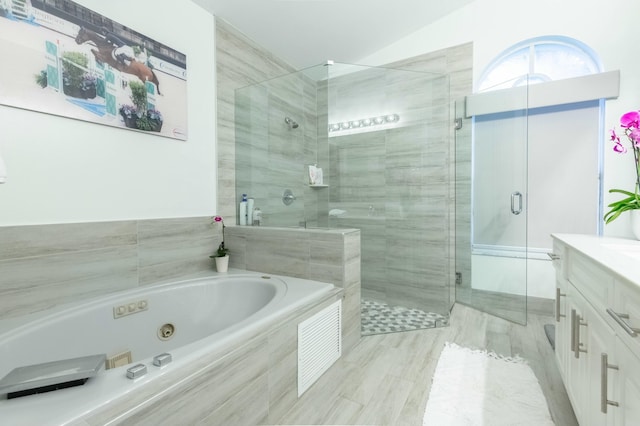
[552,234,640,288]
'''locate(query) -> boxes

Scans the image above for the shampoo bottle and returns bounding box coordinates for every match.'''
[239,194,248,226]
[247,197,255,226]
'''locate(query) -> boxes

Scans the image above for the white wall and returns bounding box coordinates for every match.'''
[0,0,217,225]
[359,0,640,238]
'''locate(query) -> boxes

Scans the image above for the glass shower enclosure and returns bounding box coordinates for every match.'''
[455,82,529,325]
[235,62,452,335]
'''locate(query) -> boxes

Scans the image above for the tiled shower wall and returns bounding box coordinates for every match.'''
[216,18,299,222]
[325,66,452,315]
[234,67,328,228]
[385,44,474,303]
[331,45,473,313]
[216,15,472,313]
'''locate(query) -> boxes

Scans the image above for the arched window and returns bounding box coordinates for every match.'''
[477,36,602,92]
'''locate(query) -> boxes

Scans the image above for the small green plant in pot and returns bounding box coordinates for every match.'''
[209,215,228,257]
[209,216,229,272]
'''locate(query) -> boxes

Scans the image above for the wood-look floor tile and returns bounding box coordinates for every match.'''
[274,303,578,426]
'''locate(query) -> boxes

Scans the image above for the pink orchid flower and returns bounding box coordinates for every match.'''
[613,140,627,153]
[213,215,223,223]
[610,128,620,142]
[620,110,640,129]
[630,128,640,146]
[610,129,626,153]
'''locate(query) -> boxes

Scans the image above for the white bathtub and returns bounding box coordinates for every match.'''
[0,271,335,425]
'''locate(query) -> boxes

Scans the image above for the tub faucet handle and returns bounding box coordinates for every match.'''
[126,363,147,379]
[153,353,172,367]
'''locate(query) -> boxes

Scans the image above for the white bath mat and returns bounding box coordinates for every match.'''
[423,342,554,426]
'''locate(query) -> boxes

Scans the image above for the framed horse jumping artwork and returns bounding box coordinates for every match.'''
[0,0,188,140]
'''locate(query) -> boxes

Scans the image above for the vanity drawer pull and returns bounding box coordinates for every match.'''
[576,313,587,358]
[600,353,619,413]
[607,309,640,337]
[547,252,560,260]
[570,309,577,352]
[555,288,566,322]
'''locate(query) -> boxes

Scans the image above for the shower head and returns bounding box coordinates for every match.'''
[284,117,299,129]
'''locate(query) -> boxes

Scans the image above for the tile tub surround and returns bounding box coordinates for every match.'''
[0,219,360,424]
[0,217,220,322]
[77,288,344,426]
[0,220,361,353]
[225,225,361,351]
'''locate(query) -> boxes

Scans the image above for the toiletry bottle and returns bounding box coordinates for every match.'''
[316,167,323,185]
[308,165,317,185]
[247,197,255,226]
[253,207,262,226]
[239,194,248,226]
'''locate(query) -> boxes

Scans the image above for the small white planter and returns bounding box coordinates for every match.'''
[631,210,640,240]
[214,255,229,272]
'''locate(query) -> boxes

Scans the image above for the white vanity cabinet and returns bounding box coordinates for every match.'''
[552,234,640,426]
[552,239,569,379]
[613,338,640,425]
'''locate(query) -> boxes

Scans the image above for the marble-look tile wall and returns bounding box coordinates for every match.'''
[325,65,453,315]
[225,225,361,351]
[216,17,472,312]
[234,67,323,228]
[0,217,219,321]
[385,43,474,301]
[216,18,299,222]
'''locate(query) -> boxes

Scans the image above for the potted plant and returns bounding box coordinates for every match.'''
[604,110,640,238]
[209,215,229,272]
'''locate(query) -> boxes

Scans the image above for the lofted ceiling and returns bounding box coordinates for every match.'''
[191,0,474,68]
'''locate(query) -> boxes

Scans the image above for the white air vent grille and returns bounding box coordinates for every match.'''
[297,299,342,396]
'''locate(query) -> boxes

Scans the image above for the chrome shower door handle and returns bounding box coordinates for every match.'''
[510,191,523,215]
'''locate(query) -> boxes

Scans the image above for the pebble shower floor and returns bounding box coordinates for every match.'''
[361,298,449,335]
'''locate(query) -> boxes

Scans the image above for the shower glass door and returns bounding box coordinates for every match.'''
[236,62,452,334]
[456,83,529,325]
[235,64,326,228]
[325,63,452,334]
